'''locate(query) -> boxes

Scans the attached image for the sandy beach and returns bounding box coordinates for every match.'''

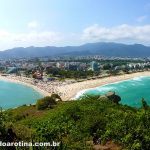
[1,71,150,101]
[0,75,50,97]
[57,71,150,100]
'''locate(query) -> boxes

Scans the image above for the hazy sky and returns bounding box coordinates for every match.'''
[0,0,150,50]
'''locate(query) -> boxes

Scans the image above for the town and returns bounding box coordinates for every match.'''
[0,55,150,81]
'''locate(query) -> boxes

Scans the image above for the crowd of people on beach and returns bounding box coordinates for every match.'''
[1,74,76,99]
[1,71,150,101]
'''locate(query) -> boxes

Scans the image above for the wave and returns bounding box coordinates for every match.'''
[132,76,145,81]
[72,89,88,100]
[73,76,150,103]
[95,86,115,92]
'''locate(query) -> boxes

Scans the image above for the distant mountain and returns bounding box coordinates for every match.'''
[0,42,150,58]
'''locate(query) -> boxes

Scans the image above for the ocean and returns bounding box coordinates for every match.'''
[79,76,150,108]
[0,80,43,109]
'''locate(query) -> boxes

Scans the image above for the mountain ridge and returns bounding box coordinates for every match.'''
[0,42,150,58]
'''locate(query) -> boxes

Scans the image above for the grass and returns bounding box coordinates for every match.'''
[2,96,150,150]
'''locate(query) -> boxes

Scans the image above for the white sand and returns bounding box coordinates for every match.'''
[1,71,150,101]
[0,75,50,97]
[57,71,150,100]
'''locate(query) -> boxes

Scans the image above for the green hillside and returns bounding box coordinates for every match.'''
[1,95,150,150]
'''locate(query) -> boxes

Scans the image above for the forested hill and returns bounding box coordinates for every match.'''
[0,42,150,58]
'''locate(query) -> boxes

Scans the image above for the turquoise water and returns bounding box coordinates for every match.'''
[0,80,43,109]
[84,76,150,108]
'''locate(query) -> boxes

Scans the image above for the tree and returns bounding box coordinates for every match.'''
[51,93,62,101]
[36,96,57,110]
[141,98,148,110]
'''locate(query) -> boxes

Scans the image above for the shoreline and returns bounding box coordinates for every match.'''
[57,71,150,100]
[1,71,150,101]
[71,75,147,100]
[0,75,50,97]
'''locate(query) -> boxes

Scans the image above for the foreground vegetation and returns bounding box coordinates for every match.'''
[0,95,150,149]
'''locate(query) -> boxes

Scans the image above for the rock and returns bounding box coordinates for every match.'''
[105,91,115,97]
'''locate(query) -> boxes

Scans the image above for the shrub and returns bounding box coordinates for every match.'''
[141,98,148,110]
[36,96,57,110]
[51,93,62,101]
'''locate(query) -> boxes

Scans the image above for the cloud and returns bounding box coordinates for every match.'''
[27,21,38,29]
[81,24,150,44]
[136,15,147,22]
[14,31,63,43]
[0,30,64,50]
[1,23,150,50]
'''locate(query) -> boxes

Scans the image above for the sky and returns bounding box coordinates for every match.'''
[0,0,150,50]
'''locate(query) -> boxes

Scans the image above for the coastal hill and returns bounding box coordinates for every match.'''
[0,42,150,58]
[1,95,150,149]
